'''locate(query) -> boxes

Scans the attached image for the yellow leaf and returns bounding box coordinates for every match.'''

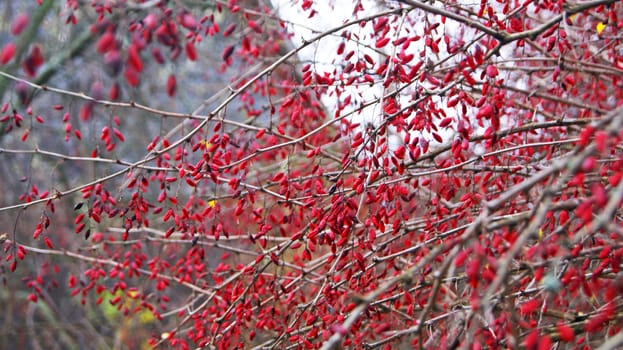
[138,309,155,324]
[208,199,216,208]
[596,22,606,35]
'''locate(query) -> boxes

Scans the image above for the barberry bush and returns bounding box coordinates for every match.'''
[1,0,622,349]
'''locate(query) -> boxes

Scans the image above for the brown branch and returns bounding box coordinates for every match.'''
[505,0,618,42]
[14,242,217,296]
[398,0,506,41]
